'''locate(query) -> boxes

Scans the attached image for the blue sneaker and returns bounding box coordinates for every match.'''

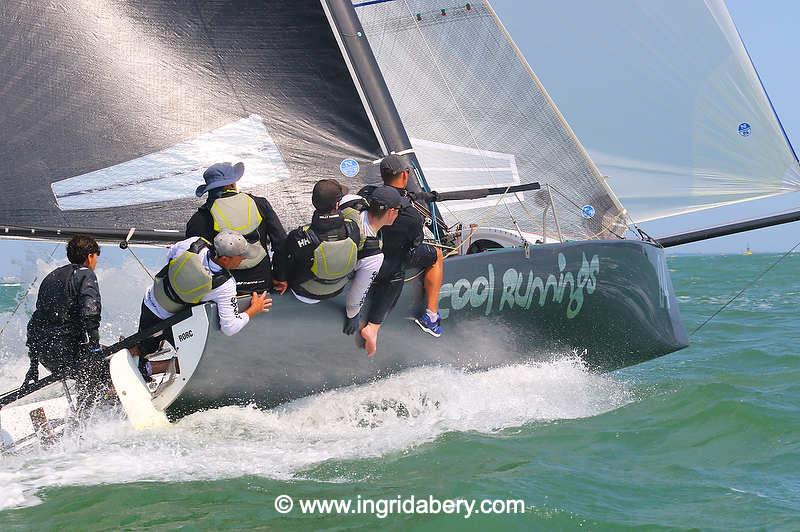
[414,312,442,338]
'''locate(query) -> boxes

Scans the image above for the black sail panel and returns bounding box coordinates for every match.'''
[0,1,382,234]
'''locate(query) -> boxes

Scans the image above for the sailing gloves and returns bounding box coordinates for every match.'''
[343,314,360,335]
[22,357,39,388]
[411,190,438,204]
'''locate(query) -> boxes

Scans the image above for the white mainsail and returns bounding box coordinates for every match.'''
[492,0,800,230]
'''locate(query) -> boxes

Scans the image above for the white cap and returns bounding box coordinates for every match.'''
[213,231,258,259]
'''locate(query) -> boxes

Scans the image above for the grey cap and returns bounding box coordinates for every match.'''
[195,162,245,197]
[213,230,259,259]
[379,154,409,179]
[370,185,410,210]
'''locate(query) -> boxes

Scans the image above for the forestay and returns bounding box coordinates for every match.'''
[496,0,800,228]
[355,0,628,241]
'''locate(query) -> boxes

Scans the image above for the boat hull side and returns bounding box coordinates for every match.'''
[167,240,686,416]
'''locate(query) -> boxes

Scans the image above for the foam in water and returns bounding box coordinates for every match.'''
[0,250,634,511]
[1,358,633,510]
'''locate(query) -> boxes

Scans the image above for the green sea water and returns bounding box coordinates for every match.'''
[1,253,798,530]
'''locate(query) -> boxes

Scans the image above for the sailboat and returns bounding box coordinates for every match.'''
[1,0,798,440]
[744,244,754,256]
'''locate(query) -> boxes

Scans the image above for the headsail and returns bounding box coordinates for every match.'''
[355,0,628,241]
[0,0,384,236]
[494,0,800,231]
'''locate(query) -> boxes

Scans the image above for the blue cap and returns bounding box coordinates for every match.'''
[195,162,245,197]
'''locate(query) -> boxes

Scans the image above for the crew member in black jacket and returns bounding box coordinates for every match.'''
[23,235,107,398]
[358,154,444,356]
[186,162,288,294]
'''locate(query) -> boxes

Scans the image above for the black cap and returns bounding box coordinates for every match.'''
[312,179,345,211]
[379,154,409,180]
[370,185,410,210]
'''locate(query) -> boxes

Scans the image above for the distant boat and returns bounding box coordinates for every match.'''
[744,244,754,255]
[0,276,20,287]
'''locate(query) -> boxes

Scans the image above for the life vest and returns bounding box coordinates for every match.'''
[153,238,231,313]
[295,213,359,299]
[339,196,382,259]
[209,192,268,269]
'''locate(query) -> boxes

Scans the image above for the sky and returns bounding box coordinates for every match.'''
[492,0,800,253]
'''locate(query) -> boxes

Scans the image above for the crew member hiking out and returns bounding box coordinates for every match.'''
[187,162,288,294]
[275,180,401,350]
[358,154,445,355]
[131,231,271,380]
[23,235,107,405]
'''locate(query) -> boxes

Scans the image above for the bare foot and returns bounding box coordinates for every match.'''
[360,323,378,357]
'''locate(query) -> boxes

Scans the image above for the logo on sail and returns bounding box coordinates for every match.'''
[339,158,360,178]
[738,122,751,137]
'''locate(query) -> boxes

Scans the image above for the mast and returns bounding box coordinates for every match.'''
[656,208,800,248]
[321,0,430,195]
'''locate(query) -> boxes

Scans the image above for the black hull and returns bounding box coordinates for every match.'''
[167,240,686,418]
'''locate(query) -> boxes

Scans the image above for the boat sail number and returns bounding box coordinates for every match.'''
[438,253,600,320]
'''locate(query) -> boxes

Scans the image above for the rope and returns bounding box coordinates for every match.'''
[690,239,800,336]
[0,242,60,340]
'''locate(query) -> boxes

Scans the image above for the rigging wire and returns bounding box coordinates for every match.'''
[125,246,155,281]
[0,242,61,340]
[399,0,528,243]
[546,184,627,240]
[690,238,800,336]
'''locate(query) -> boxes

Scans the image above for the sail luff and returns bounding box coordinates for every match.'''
[730,18,799,164]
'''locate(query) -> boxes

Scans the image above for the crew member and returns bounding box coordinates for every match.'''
[187,162,288,294]
[23,235,107,399]
[275,180,402,347]
[358,154,445,355]
[132,231,271,377]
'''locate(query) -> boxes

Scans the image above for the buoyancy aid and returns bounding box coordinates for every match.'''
[153,238,231,313]
[209,192,268,269]
[294,212,359,299]
[339,196,382,259]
